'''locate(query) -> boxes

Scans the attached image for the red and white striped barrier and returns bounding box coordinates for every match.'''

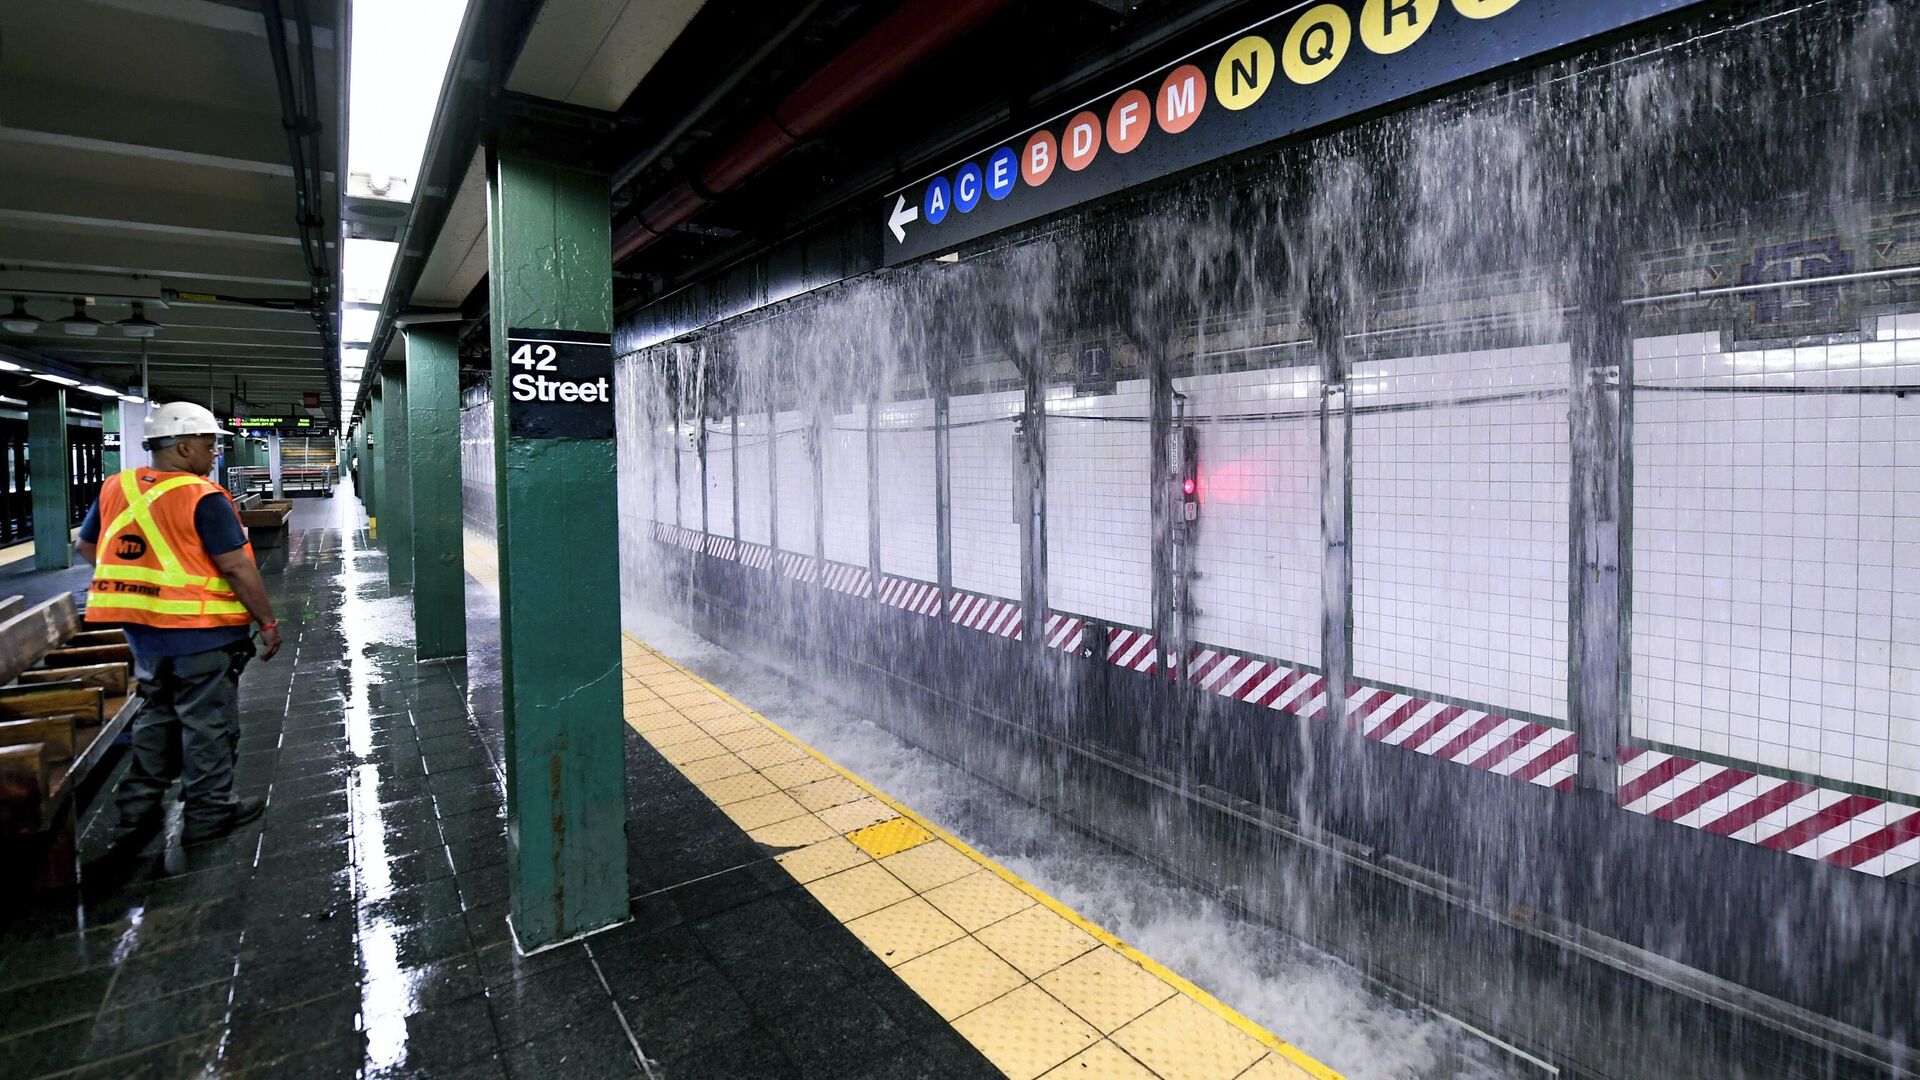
[949,591,1024,640]
[1043,614,1086,653]
[821,561,874,598]
[776,551,818,582]
[646,523,1919,877]
[878,575,943,617]
[1108,628,1159,674]
[1186,648,1328,719]
[1346,685,1578,791]
[651,522,704,552]
[1618,747,1920,877]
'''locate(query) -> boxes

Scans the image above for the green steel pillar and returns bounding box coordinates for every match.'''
[28,388,71,571]
[368,388,384,535]
[487,151,626,949]
[406,328,466,658]
[383,366,414,588]
[102,402,122,474]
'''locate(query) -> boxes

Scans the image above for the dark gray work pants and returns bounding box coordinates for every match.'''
[115,646,250,832]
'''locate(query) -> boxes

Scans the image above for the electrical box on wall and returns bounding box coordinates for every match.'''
[1169,423,1198,541]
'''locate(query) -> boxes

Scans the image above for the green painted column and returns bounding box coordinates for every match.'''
[102,402,122,474]
[28,388,71,571]
[383,366,414,588]
[406,328,465,658]
[367,388,384,534]
[487,152,626,949]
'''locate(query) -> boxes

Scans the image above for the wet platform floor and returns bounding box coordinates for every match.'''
[0,487,1335,1079]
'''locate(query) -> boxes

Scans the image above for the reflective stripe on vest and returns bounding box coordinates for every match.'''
[86,469,251,630]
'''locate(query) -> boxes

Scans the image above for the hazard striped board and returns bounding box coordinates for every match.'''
[1108,628,1158,674]
[738,542,773,570]
[1042,613,1086,653]
[651,521,704,552]
[1618,746,1920,878]
[821,561,874,598]
[776,551,818,582]
[704,535,739,561]
[878,575,943,617]
[1346,684,1579,791]
[949,591,1023,640]
[1186,647,1327,719]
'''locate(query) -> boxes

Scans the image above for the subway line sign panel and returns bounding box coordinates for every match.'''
[882,0,1712,265]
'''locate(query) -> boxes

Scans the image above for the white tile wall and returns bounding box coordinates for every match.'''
[949,390,1024,601]
[1178,367,1324,665]
[773,411,816,556]
[821,410,870,566]
[736,413,772,546]
[676,433,701,530]
[1352,346,1572,720]
[704,424,735,538]
[1045,381,1151,627]
[876,398,939,581]
[1633,318,1920,795]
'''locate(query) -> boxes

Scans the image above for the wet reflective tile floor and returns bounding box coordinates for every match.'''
[0,493,999,1078]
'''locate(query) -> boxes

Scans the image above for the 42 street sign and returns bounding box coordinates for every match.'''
[505,328,615,439]
[881,0,1713,265]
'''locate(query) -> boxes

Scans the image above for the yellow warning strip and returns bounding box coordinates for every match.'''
[621,631,1342,1080]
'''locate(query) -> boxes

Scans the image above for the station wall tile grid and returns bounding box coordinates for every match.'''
[823,410,871,567]
[620,635,1337,1080]
[1044,381,1153,629]
[878,399,941,583]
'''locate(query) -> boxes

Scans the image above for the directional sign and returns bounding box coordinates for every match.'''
[882,0,1713,264]
[505,328,615,439]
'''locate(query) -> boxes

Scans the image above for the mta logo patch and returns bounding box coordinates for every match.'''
[115,534,148,560]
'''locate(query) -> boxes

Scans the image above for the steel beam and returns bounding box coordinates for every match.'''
[382,366,413,588]
[486,152,627,950]
[28,387,71,571]
[406,328,466,659]
[1569,273,1631,793]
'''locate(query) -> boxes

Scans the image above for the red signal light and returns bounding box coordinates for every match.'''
[1182,478,1196,496]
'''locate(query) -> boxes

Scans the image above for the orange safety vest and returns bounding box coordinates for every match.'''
[84,469,254,629]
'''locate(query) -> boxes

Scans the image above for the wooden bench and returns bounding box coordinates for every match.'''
[0,595,142,891]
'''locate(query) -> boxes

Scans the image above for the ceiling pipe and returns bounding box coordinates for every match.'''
[612,0,1013,264]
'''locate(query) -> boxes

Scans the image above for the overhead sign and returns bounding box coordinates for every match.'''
[505,328,615,439]
[232,415,324,433]
[882,0,1711,264]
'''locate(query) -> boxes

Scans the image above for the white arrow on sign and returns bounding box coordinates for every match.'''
[886,194,918,244]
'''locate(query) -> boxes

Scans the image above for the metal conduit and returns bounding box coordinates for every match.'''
[612,0,1013,263]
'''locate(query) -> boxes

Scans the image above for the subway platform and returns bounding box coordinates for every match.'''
[0,487,1335,1080]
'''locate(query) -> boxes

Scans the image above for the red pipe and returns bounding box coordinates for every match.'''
[614,0,1012,263]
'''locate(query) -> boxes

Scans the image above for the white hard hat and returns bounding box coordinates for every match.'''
[145,401,230,440]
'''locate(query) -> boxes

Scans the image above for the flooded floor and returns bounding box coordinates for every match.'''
[619,602,1514,1080]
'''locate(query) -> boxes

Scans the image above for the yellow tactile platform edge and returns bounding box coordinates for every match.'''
[621,633,1342,1080]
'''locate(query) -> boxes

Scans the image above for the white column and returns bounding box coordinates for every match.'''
[269,430,284,499]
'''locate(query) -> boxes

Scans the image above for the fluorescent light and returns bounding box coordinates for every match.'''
[343,239,398,305]
[77,384,122,398]
[341,303,379,344]
[0,396,24,407]
[68,407,100,418]
[120,394,146,404]
[347,0,469,203]
[30,372,82,387]
[0,359,23,372]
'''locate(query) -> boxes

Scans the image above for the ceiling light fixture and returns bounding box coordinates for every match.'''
[57,299,104,337]
[120,394,147,405]
[77,384,123,398]
[117,302,163,339]
[0,359,23,373]
[1,297,40,335]
[30,372,83,387]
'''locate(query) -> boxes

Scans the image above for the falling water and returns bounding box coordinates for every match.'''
[584,2,1920,1075]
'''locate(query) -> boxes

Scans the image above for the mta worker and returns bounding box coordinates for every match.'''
[76,402,284,846]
